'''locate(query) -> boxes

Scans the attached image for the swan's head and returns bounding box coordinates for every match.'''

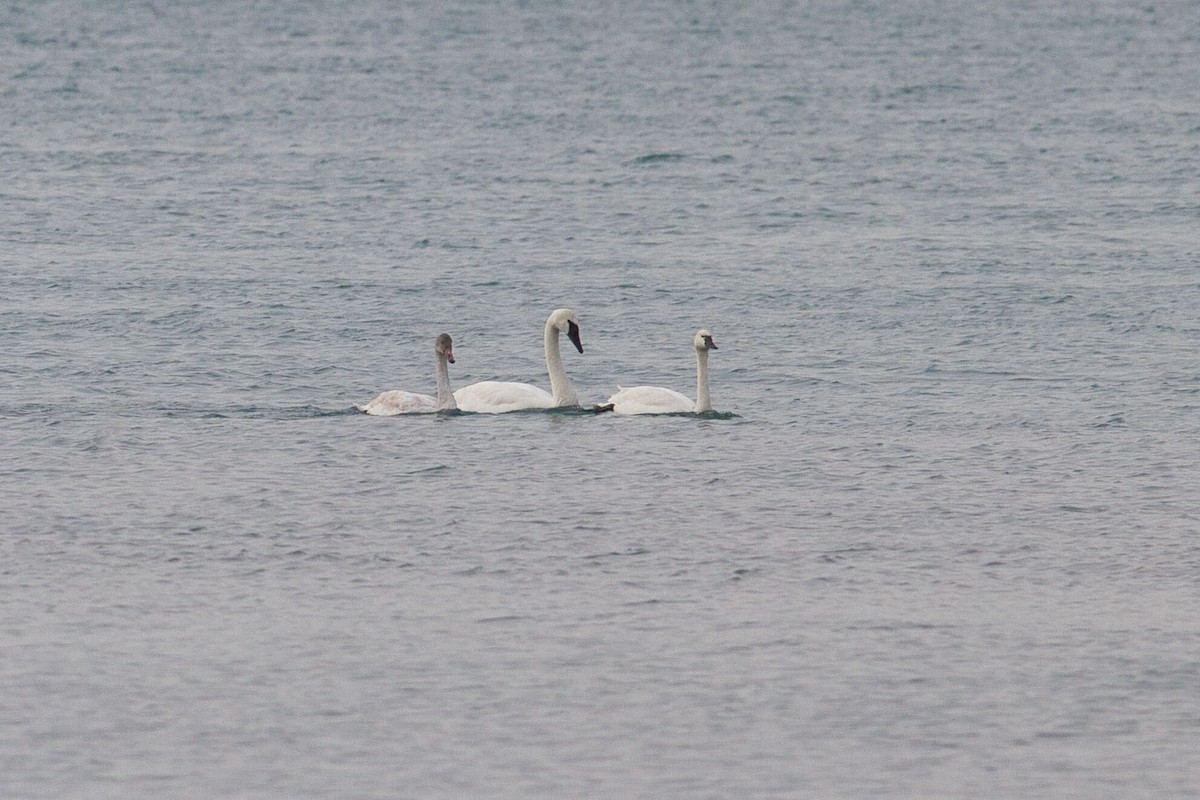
[548,308,584,354]
[694,329,717,351]
[435,332,455,364]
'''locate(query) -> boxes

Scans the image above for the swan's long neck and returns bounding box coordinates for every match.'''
[695,347,712,413]
[435,351,456,410]
[545,322,578,407]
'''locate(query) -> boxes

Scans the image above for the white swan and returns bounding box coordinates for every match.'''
[357,332,457,415]
[453,308,584,413]
[596,329,717,415]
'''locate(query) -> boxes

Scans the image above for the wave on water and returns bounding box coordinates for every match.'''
[627,152,687,166]
[3,403,741,422]
[592,409,739,420]
[154,404,356,419]
[354,406,739,420]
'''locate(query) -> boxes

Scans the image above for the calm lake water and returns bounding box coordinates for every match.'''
[3,0,1199,797]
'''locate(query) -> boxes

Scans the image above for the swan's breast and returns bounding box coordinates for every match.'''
[606,386,695,415]
[453,381,555,414]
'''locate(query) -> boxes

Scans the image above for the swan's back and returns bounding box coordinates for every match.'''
[453,381,554,414]
[605,385,695,415]
[357,390,438,416]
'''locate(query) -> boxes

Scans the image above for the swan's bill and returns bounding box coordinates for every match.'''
[567,320,583,353]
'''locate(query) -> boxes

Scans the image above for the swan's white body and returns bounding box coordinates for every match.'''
[359,389,439,415]
[453,381,555,413]
[600,330,717,415]
[604,385,697,415]
[453,309,584,413]
[357,333,457,415]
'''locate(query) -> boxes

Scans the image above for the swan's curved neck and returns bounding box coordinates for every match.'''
[435,351,456,410]
[545,322,578,407]
[695,347,711,413]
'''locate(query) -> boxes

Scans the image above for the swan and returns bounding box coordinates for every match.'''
[357,332,457,415]
[595,329,717,415]
[453,308,584,413]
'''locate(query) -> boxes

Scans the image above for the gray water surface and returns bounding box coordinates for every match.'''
[3,1,1199,797]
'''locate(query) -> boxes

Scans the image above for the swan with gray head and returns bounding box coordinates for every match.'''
[357,332,457,415]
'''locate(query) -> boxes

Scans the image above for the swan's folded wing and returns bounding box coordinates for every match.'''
[453,381,555,413]
[358,390,438,415]
[607,385,695,415]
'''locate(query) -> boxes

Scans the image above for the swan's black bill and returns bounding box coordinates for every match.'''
[704,335,717,350]
[567,320,584,353]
